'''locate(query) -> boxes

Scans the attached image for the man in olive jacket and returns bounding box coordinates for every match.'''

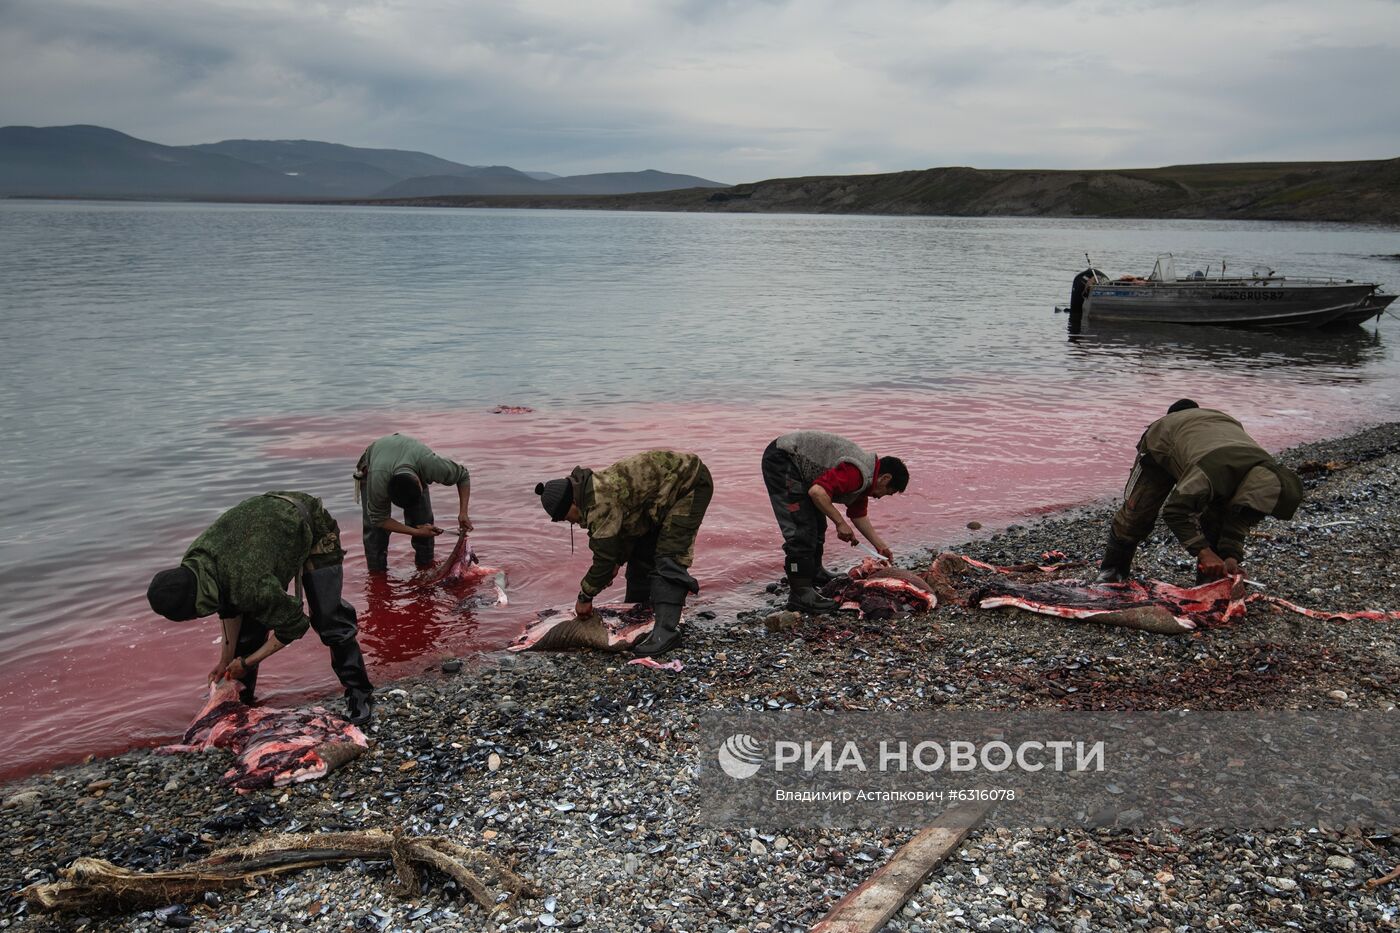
[534,450,713,658]
[1097,400,1303,584]
[146,491,374,724]
[354,433,472,571]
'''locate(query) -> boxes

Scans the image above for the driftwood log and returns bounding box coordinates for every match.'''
[1367,864,1400,889]
[21,830,538,916]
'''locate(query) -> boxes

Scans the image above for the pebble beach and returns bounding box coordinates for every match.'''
[4,423,1400,932]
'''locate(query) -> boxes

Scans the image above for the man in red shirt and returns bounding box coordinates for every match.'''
[762,431,909,611]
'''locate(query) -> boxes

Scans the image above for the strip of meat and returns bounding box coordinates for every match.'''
[508,604,660,652]
[823,569,937,619]
[957,554,1084,574]
[173,679,246,745]
[977,588,1194,634]
[159,683,368,793]
[857,565,937,593]
[847,557,889,579]
[410,534,507,606]
[859,577,937,609]
[974,576,1245,633]
[627,657,685,672]
[928,550,1395,634]
[1247,593,1400,622]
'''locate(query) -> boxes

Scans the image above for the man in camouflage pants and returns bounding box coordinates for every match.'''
[1097,400,1304,585]
[146,491,375,724]
[534,450,713,658]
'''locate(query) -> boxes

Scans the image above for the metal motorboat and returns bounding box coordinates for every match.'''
[1075,254,1380,328]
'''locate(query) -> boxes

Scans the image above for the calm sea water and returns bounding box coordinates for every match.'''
[1,200,1397,778]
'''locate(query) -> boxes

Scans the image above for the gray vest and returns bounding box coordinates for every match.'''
[775,431,877,504]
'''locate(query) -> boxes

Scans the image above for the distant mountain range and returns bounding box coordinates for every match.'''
[370,159,1400,225]
[0,125,729,199]
[5,125,1395,224]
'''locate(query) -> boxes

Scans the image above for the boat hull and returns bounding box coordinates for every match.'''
[1324,293,1395,327]
[1084,281,1376,328]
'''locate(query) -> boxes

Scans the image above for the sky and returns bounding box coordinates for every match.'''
[2,0,1399,184]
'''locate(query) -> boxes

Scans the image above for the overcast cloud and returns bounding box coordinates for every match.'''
[2,0,1398,183]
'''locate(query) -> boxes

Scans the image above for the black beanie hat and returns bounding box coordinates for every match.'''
[535,478,574,521]
[1167,398,1200,414]
[147,566,199,621]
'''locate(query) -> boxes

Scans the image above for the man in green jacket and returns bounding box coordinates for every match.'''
[354,433,472,572]
[534,450,713,658]
[1097,400,1304,584]
[145,491,374,724]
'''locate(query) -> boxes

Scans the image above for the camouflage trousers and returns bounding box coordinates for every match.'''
[620,466,713,599]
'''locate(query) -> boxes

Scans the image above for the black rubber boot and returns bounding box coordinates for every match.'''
[235,669,258,706]
[787,575,839,612]
[343,684,375,726]
[625,528,659,605]
[1094,531,1137,583]
[631,576,688,658]
[304,565,375,725]
[811,536,834,587]
[328,640,375,725]
[233,623,266,704]
[624,561,654,606]
[406,490,435,569]
[362,523,390,573]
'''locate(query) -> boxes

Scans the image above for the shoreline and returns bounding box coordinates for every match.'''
[5,421,1400,931]
[9,152,1400,227]
[8,195,1400,228]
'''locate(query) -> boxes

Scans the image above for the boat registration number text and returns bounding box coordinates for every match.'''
[1210,289,1284,301]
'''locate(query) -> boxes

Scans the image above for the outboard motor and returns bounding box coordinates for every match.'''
[1070,267,1101,315]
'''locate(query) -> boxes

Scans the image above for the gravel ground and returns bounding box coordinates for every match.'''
[5,424,1400,932]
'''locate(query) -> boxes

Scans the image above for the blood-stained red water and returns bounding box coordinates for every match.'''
[0,370,1384,783]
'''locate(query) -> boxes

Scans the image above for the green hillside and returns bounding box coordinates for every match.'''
[370,159,1400,225]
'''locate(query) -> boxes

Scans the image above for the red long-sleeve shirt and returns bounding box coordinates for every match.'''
[812,458,879,518]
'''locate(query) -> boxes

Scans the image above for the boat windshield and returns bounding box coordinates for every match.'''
[1149,254,1177,283]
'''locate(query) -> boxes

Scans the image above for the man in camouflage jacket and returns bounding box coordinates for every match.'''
[535,450,712,657]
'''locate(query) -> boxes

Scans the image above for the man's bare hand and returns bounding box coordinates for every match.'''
[836,523,858,545]
[876,544,894,561]
[1197,549,1227,581]
[458,512,474,532]
[226,657,251,680]
[414,523,444,538]
[208,659,231,684]
[574,598,594,619]
[1223,557,1241,578]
